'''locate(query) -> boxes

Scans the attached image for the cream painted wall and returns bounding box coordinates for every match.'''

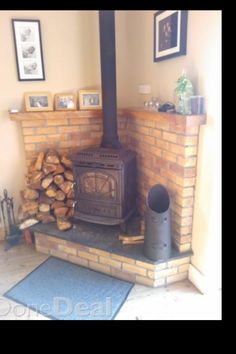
[0,10,101,221]
[116,10,222,292]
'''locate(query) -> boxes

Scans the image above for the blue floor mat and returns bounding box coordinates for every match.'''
[4,257,134,320]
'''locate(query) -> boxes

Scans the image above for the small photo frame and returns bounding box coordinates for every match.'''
[24,92,53,112]
[154,10,188,62]
[79,90,102,110]
[55,93,77,111]
[12,19,45,81]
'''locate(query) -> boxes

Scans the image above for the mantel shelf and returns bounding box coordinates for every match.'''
[9,108,206,127]
[9,109,103,121]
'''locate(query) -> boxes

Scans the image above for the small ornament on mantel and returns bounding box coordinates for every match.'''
[175,70,194,115]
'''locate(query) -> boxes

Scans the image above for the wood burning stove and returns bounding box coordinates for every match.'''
[71,11,137,227]
[72,148,136,225]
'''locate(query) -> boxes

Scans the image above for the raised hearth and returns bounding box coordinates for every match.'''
[31,217,192,288]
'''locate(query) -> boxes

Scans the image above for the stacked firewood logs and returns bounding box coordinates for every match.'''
[19,149,75,231]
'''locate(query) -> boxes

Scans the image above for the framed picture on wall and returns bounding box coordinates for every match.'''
[154,10,188,62]
[78,90,102,110]
[12,19,45,81]
[24,92,53,111]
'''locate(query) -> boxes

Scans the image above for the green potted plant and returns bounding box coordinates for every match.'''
[175,70,194,115]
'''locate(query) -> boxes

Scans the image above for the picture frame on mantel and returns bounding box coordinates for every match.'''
[79,90,102,110]
[24,92,53,112]
[154,10,188,62]
[12,19,45,81]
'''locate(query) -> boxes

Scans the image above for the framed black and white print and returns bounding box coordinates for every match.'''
[154,11,188,62]
[12,19,45,81]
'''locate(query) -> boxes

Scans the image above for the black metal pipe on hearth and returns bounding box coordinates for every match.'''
[99,10,122,149]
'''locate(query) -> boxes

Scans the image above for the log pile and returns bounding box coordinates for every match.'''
[118,219,145,245]
[19,149,75,231]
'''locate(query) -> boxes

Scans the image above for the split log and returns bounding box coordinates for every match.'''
[64,170,74,181]
[54,206,69,218]
[39,203,50,213]
[30,171,44,183]
[36,212,56,224]
[38,192,54,205]
[52,164,65,176]
[43,163,58,175]
[26,181,44,191]
[119,235,144,242]
[67,188,75,199]
[122,239,144,245]
[54,174,64,186]
[57,217,72,231]
[51,201,66,210]
[34,151,45,171]
[60,181,74,194]
[45,184,57,198]
[21,201,39,215]
[66,208,74,218]
[55,190,66,201]
[41,174,53,189]
[66,199,75,208]
[22,189,39,200]
[45,149,60,164]
[61,156,72,168]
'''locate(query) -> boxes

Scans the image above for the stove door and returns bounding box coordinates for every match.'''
[74,167,120,203]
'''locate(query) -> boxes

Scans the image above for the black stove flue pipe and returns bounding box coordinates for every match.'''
[99,11,122,149]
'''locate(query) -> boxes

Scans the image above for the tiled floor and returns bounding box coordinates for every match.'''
[0,242,221,320]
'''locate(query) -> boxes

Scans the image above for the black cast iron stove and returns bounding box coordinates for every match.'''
[71,11,137,227]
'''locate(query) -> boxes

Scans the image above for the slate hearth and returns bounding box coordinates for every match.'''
[31,216,192,287]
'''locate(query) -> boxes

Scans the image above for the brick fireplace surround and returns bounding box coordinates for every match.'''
[10,108,206,287]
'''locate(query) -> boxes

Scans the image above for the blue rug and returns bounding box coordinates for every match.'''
[4,257,134,320]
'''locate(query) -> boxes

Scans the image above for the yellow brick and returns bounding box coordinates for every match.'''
[77,251,98,262]
[36,245,50,255]
[168,256,190,268]
[68,255,89,267]
[22,120,45,127]
[111,254,135,264]
[166,272,188,284]
[36,127,58,135]
[89,261,110,274]
[169,143,185,155]
[99,256,121,269]
[155,139,169,150]
[24,135,46,143]
[142,135,155,145]
[177,156,197,167]
[162,150,177,163]
[179,243,191,252]
[110,267,136,283]
[135,260,161,270]
[178,263,190,273]
[148,267,177,279]
[25,144,36,151]
[150,128,162,138]
[135,275,155,287]
[50,249,68,260]
[185,146,197,157]
[175,196,194,208]
[22,128,35,135]
[89,248,111,258]
[122,263,147,276]
[58,244,77,256]
[47,119,68,126]
[46,235,68,245]
[177,135,198,146]
[58,126,80,133]
[162,131,177,143]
